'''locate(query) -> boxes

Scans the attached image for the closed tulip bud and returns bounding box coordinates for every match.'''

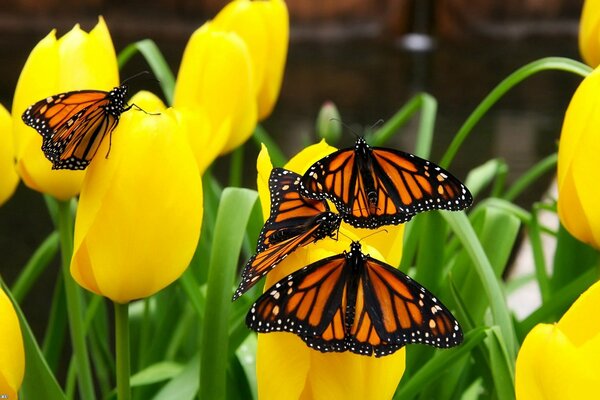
[70,92,203,303]
[254,141,406,400]
[557,67,600,249]
[0,104,18,206]
[579,0,600,67]
[12,17,119,200]
[213,0,289,120]
[0,287,25,399]
[516,279,600,398]
[316,101,342,145]
[174,22,257,156]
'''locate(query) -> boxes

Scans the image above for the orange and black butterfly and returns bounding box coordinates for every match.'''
[246,241,462,357]
[232,168,342,301]
[300,137,472,228]
[22,84,131,170]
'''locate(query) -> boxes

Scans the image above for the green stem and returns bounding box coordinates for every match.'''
[529,204,551,303]
[56,199,96,400]
[114,302,131,400]
[503,153,557,201]
[440,57,592,169]
[229,146,244,187]
[252,124,287,167]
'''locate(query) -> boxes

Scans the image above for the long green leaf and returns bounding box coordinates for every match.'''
[118,39,176,104]
[0,281,66,400]
[485,326,515,400]
[199,188,258,400]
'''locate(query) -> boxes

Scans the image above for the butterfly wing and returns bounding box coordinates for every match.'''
[22,89,120,170]
[301,138,472,228]
[233,168,341,300]
[246,254,351,353]
[351,254,462,356]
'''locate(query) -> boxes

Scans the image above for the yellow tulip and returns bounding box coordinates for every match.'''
[0,287,25,399]
[173,22,257,156]
[557,67,600,249]
[255,141,406,400]
[70,92,203,303]
[579,0,600,67]
[213,0,289,120]
[0,104,19,206]
[11,16,119,200]
[515,279,600,399]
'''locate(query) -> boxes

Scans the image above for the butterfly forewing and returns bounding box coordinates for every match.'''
[22,86,128,170]
[300,138,472,228]
[232,168,342,301]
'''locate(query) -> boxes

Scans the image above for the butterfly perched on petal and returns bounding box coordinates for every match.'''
[246,241,462,357]
[21,85,130,170]
[300,137,473,228]
[232,168,342,301]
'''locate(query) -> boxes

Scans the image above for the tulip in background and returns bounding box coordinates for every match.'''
[212,0,289,120]
[254,142,406,400]
[579,0,600,67]
[515,279,600,399]
[11,16,119,200]
[0,287,25,399]
[70,92,203,303]
[0,104,18,206]
[557,66,600,249]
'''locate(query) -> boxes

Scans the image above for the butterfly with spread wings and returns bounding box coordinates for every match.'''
[22,84,131,170]
[246,241,462,357]
[300,137,473,229]
[232,168,342,301]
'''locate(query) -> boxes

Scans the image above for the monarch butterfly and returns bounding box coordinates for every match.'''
[22,84,131,170]
[300,137,473,228]
[246,241,462,357]
[232,168,342,301]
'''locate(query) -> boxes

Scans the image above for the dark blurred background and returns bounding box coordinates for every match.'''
[0,0,584,345]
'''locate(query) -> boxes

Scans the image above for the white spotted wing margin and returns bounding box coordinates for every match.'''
[245,241,463,357]
[232,168,341,301]
[299,137,473,229]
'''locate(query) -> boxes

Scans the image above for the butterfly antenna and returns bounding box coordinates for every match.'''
[121,71,158,85]
[329,118,360,140]
[357,229,388,243]
[338,230,353,242]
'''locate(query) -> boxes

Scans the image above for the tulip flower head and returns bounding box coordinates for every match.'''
[0,287,25,399]
[515,279,600,399]
[12,16,119,199]
[579,0,600,67]
[557,67,600,249]
[0,104,18,206]
[70,92,203,303]
[254,141,406,400]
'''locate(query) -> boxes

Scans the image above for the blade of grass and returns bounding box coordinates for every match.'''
[199,188,258,400]
[484,326,515,400]
[42,273,67,372]
[118,39,176,104]
[528,203,551,303]
[252,125,287,167]
[441,57,591,169]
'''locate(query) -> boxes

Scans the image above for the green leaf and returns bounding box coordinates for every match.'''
[199,188,259,400]
[484,326,515,400]
[0,281,66,400]
[117,39,176,104]
[153,355,199,400]
[442,211,517,358]
[11,231,59,303]
[396,328,488,399]
[464,158,507,199]
[252,125,287,167]
[503,153,557,202]
[131,362,184,387]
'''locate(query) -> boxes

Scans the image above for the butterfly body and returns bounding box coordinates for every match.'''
[301,137,473,228]
[247,241,462,357]
[22,84,130,170]
[232,168,342,301]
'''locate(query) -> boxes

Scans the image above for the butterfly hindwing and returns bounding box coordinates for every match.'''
[246,241,463,357]
[300,137,472,228]
[232,168,342,301]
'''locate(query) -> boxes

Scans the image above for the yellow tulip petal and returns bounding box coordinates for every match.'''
[72,93,203,302]
[174,23,257,155]
[285,139,336,174]
[579,0,600,67]
[557,279,600,346]
[0,104,18,206]
[557,170,594,246]
[256,144,274,219]
[0,288,25,398]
